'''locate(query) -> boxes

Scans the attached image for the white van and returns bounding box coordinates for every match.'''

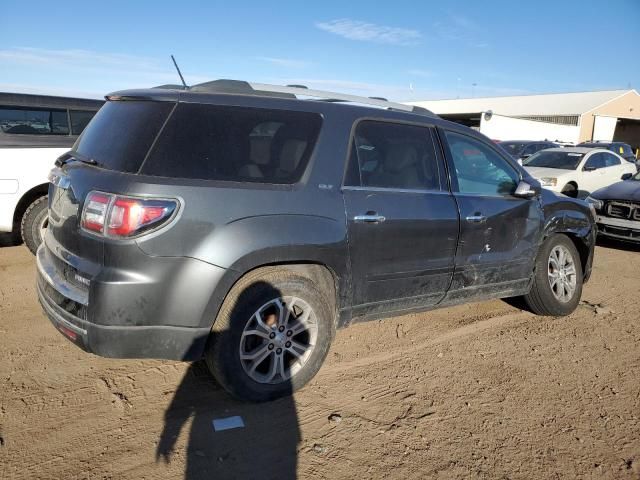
[0,92,102,253]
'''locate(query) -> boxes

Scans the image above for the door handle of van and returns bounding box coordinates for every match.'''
[354,213,386,224]
[466,214,487,223]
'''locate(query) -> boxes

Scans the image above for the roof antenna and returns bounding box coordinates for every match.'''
[171,55,188,89]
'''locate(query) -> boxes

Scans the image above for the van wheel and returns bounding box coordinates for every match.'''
[205,267,335,402]
[523,234,583,316]
[20,196,48,255]
[561,183,577,198]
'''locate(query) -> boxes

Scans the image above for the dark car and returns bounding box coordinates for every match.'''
[578,141,638,165]
[36,80,597,402]
[498,140,559,163]
[587,170,640,242]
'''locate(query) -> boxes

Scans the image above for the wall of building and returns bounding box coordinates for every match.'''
[479,113,580,143]
[579,91,640,142]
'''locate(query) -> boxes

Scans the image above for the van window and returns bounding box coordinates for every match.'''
[0,107,69,135]
[142,104,322,184]
[69,110,96,135]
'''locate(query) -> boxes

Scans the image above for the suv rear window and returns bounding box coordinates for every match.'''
[73,101,174,173]
[141,103,322,184]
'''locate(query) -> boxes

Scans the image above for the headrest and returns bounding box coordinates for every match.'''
[250,137,271,166]
[384,144,418,173]
[279,139,308,174]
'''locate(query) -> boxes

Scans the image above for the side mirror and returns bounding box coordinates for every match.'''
[622,173,633,180]
[513,180,540,198]
[583,166,596,172]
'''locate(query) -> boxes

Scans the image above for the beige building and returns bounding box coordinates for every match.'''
[408,89,640,149]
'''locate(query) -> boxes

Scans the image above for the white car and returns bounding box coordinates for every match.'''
[523,147,636,198]
[0,92,101,253]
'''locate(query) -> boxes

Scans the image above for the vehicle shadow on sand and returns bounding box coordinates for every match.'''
[157,282,300,480]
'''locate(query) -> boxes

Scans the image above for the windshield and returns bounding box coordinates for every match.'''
[523,151,584,169]
[498,142,526,156]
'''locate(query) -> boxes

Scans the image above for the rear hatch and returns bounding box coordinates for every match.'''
[46,100,175,275]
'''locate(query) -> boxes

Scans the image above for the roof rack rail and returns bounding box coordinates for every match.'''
[190,79,296,99]
[187,79,435,116]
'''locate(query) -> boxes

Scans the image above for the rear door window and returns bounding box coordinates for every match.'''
[344,120,441,191]
[72,101,174,173]
[603,152,621,167]
[142,104,322,184]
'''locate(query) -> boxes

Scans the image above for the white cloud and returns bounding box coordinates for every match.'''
[257,57,311,68]
[315,19,422,46]
[0,47,160,70]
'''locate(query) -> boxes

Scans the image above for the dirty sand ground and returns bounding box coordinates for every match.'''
[0,238,639,479]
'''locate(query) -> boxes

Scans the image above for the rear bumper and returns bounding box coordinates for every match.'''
[595,215,640,243]
[36,242,223,360]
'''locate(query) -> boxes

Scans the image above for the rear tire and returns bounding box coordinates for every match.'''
[205,267,335,402]
[20,195,48,255]
[523,234,583,316]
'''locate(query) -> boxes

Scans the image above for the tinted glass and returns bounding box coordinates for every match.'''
[345,121,441,190]
[0,107,69,135]
[584,153,606,170]
[73,101,173,173]
[143,104,322,184]
[524,151,584,169]
[445,131,519,195]
[69,110,96,135]
[603,152,621,167]
[499,142,526,157]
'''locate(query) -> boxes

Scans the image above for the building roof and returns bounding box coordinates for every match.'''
[407,89,637,116]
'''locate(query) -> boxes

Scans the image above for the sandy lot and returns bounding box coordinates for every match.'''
[0,238,639,479]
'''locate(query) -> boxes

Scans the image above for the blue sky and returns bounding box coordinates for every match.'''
[1,0,639,101]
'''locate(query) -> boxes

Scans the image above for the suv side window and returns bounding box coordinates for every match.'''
[522,144,537,156]
[344,120,441,191]
[603,152,621,167]
[444,131,519,196]
[143,104,322,184]
[584,153,606,170]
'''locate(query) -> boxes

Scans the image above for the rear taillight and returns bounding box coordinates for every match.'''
[81,191,178,238]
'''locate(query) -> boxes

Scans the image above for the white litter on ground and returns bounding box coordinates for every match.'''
[212,416,245,432]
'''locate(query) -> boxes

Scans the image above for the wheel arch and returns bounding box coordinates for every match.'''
[201,259,347,333]
[12,183,49,228]
[543,210,595,283]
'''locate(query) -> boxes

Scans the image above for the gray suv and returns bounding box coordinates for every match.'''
[37,80,596,402]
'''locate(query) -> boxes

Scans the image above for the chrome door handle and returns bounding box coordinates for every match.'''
[354,214,386,223]
[466,215,487,223]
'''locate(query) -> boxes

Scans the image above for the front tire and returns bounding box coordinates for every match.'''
[523,234,583,316]
[561,183,578,198]
[20,195,48,255]
[205,267,335,402]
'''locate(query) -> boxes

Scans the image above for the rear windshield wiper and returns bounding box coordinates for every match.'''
[55,152,100,168]
[77,157,100,166]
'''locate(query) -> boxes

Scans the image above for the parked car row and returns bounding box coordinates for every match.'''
[522,147,636,198]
